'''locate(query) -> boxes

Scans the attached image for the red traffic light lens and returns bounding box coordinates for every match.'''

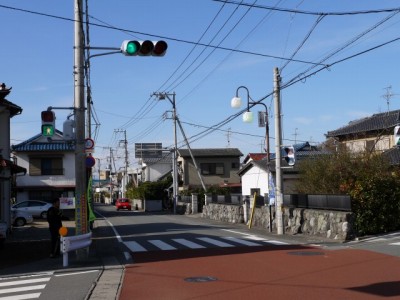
[41,111,55,122]
[153,41,168,56]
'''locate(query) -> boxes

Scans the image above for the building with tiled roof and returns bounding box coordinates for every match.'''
[326,109,400,165]
[177,148,243,190]
[11,130,76,203]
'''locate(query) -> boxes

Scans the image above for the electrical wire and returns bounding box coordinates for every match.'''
[213,0,400,16]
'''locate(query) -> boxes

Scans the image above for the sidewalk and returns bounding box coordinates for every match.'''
[0,218,124,300]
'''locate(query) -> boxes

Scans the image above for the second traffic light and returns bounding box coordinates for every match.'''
[41,110,56,137]
[121,40,168,56]
[284,146,296,166]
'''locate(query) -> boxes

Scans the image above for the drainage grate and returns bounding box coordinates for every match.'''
[288,251,325,256]
[184,276,218,283]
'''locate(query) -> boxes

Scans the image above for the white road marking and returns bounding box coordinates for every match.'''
[149,240,176,250]
[124,251,131,261]
[0,285,45,295]
[222,237,262,246]
[172,239,205,249]
[0,292,41,300]
[0,278,50,287]
[124,241,147,252]
[197,237,234,247]
[55,270,98,277]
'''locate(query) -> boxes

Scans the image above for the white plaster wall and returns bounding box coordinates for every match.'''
[241,167,269,196]
[15,152,75,187]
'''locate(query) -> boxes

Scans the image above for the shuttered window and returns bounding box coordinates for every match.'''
[29,157,63,175]
[200,163,225,175]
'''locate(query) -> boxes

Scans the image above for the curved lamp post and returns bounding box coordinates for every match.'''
[231,86,270,164]
[231,85,274,232]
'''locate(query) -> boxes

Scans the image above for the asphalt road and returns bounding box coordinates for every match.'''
[1,204,399,299]
[94,205,400,300]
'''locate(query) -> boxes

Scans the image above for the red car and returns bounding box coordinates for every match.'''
[115,198,132,211]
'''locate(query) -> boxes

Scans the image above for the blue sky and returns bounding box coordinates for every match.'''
[2,0,400,171]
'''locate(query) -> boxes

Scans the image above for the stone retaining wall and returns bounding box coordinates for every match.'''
[201,202,355,241]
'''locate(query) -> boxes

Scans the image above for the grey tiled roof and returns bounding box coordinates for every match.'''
[238,142,329,175]
[142,153,172,164]
[382,147,400,166]
[1,98,23,117]
[11,131,75,152]
[326,109,400,137]
[177,148,243,158]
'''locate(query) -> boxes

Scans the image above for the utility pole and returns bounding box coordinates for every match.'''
[108,147,114,203]
[153,92,179,214]
[226,128,231,147]
[115,129,129,198]
[74,0,87,235]
[274,67,284,235]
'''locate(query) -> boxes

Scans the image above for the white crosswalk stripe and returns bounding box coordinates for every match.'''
[0,274,51,300]
[148,240,176,250]
[124,241,148,252]
[125,236,289,253]
[222,237,262,246]
[172,239,205,249]
[196,237,235,247]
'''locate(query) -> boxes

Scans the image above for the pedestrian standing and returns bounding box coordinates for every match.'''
[47,198,63,258]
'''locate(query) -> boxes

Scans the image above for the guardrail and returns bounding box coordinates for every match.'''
[61,232,92,267]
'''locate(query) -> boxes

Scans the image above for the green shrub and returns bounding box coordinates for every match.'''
[296,150,400,236]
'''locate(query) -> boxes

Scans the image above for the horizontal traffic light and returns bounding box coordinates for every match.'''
[121,40,168,56]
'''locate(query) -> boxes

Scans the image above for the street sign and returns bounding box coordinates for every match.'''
[86,155,96,168]
[85,138,95,150]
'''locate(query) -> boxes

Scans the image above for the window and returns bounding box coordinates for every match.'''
[250,188,261,197]
[365,140,375,152]
[200,163,225,175]
[231,162,240,169]
[29,157,64,176]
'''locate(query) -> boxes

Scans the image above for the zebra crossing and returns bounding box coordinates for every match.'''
[123,235,288,253]
[0,272,52,300]
[361,231,400,246]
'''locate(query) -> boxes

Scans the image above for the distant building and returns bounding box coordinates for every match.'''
[11,131,76,203]
[177,148,243,191]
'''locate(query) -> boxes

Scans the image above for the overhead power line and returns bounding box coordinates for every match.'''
[0,4,325,66]
[213,0,400,16]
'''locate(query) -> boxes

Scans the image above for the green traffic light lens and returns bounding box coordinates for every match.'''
[126,41,139,55]
[42,124,54,137]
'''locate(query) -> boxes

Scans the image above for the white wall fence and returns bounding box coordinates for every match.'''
[61,232,92,267]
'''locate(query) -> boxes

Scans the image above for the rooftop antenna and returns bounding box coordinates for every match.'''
[382,85,398,111]
[292,128,299,145]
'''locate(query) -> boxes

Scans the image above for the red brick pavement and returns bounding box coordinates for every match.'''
[120,245,400,300]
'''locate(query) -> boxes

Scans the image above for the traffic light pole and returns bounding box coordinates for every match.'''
[74,0,88,235]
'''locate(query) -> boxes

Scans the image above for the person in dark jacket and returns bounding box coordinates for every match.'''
[47,198,63,258]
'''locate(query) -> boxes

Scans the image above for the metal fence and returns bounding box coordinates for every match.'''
[283,194,351,211]
[183,193,352,212]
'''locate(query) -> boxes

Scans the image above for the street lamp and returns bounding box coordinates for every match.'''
[231,85,275,232]
[231,86,270,164]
